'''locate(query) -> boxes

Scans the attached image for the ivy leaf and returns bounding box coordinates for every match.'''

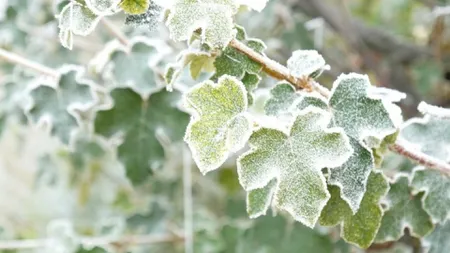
[319,171,389,248]
[375,175,434,243]
[85,0,120,15]
[241,73,260,105]
[423,220,450,253]
[237,108,352,227]
[57,2,101,50]
[327,73,397,213]
[212,25,265,79]
[27,66,98,145]
[180,50,216,80]
[94,88,189,185]
[400,115,450,161]
[264,82,300,117]
[418,101,450,119]
[411,167,450,223]
[287,50,328,78]
[92,38,166,98]
[125,4,163,32]
[120,0,150,14]
[246,179,276,218]
[166,0,238,48]
[184,75,252,174]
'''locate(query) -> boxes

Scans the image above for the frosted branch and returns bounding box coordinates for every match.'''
[0,48,59,78]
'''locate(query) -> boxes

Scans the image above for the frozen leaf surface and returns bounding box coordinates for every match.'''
[166,0,238,48]
[328,73,397,213]
[375,175,433,243]
[423,220,450,253]
[184,75,252,174]
[94,88,189,185]
[401,115,450,161]
[264,82,300,117]
[27,66,98,145]
[237,108,352,227]
[418,101,450,119]
[212,25,265,79]
[85,0,120,15]
[57,2,100,49]
[411,167,450,223]
[241,73,260,105]
[120,0,149,14]
[125,4,163,32]
[287,50,327,78]
[246,179,276,218]
[319,171,389,248]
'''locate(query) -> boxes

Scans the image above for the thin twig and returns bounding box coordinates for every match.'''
[0,48,59,78]
[100,18,131,47]
[228,38,331,98]
[389,139,450,176]
[0,234,184,250]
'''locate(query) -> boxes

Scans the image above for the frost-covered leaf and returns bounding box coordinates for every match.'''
[375,175,434,243]
[400,115,450,161]
[57,2,101,49]
[46,220,79,253]
[246,179,276,218]
[212,25,265,79]
[423,220,450,253]
[92,37,167,98]
[166,0,238,48]
[94,88,189,185]
[184,75,252,173]
[241,72,260,105]
[125,4,163,31]
[418,101,450,119]
[287,50,328,78]
[327,73,397,213]
[27,66,98,145]
[411,167,450,223]
[236,0,269,12]
[120,0,149,14]
[319,171,389,248]
[180,50,216,80]
[85,0,120,15]
[264,82,299,116]
[237,108,352,227]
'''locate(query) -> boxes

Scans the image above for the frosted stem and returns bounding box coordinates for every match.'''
[0,48,59,78]
[228,38,331,98]
[389,139,450,176]
[101,18,130,47]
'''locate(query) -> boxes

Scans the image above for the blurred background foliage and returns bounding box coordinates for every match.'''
[0,0,449,252]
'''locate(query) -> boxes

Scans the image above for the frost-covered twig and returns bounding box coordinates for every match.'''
[0,233,184,250]
[228,38,331,98]
[389,139,450,176]
[0,48,59,78]
[100,18,131,47]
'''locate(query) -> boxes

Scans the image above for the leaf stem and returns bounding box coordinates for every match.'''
[100,18,131,47]
[0,48,59,78]
[389,139,450,176]
[228,38,331,98]
[0,234,184,250]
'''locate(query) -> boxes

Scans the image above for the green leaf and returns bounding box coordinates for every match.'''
[57,2,100,49]
[85,0,120,15]
[92,37,168,98]
[411,167,450,223]
[237,108,352,227]
[180,50,216,80]
[423,220,450,253]
[401,115,450,161]
[418,101,450,119]
[120,0,150,14]
[94,87,189,185]
[184,75,252,173]
[246,179,276,218]
[287,50,328,78]
[76,246,108,253]
[27,66,98,145]
[241,72,260,105]
[327,73,397,213]
[375,175,434,243]
[166,0,238,48]
[264,82,300,117]
[212,25,265,79]
[319,171,389,248]
[125,4,163,31]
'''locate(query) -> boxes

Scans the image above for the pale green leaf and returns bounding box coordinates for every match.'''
[375,175,434,243]
[85,0,120,15]
[246,179,276,218]
[328,73,397,213]
[241,72,260,105]
[184,75,252,173]
[319,171,389,248]
[94,87,189,185]
[423,220,450,253]
[212,25,265,79]
[120,0,150,14]
[237,108,352,227]
[411,167,450,223]
[264,82,300,116]
[125,4,163,32]
[401,115,450,161]
[418,101,450,119]
[27,66,98,145]
[180,50,216,80]
[287,50,328,78]
[166,0,238,48]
